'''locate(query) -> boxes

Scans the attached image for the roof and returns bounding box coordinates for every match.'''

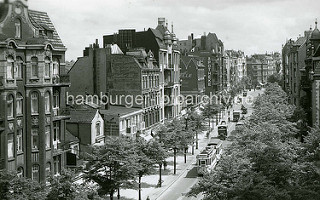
[106,44,124,54]
[100,106,142,117]
[68,110,98,123]
[65,130,79,143]
[294,36,306,46]
[28,10,65,48]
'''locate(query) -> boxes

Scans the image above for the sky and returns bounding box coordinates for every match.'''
[28,0,320,61]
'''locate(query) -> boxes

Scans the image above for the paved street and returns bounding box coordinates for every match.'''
[120,89,263,200]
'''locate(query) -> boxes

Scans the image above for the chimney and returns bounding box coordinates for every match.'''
[191,33,194,41]
[95,39,99,48]
[158,17,165,26]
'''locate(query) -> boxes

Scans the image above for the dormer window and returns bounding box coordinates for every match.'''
[15,19,21,39]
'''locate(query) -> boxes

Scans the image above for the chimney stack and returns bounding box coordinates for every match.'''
[158,17,165,26]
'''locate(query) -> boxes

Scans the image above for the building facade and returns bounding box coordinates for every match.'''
[225,50,246,90]
[180,55,205,107]
[104,18,181,120]
[178,32,226,95]
[0,0,71,182]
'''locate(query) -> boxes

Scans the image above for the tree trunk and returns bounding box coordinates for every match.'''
[158,163,162,187]
[196,130,199,149]
[184,147,187,163]
[192,141,194,155]
[110,191,114,200]
[174,148,177,175]
[117,188,120,199]
[138,175,142,200]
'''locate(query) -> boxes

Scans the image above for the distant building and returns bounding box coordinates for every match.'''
[180,55,205,107]
[225,50,246,89]
[0,0,71,182]
[178,32,226,95]
[104,17,181,120]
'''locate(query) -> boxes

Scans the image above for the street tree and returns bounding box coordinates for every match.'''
[188,110,204,150]
[0,170,47,200]
[83,136,138,200]
[201,103,221,135]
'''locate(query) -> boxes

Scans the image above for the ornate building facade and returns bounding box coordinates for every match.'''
[0,0,71,182]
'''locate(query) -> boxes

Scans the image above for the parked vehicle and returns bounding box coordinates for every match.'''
[233,111,241,122]
[197,138,223,175]
[235,122,245,131]
[218,125,227,140]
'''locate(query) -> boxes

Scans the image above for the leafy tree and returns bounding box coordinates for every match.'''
[0,170,47,200]
[201,103,221,135]
[188,110,204,150]
[144,140,168,187]
[84,136,138,200]
[134,138,156,200]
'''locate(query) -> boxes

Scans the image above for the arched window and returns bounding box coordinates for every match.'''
[17,129,23,152]
[45,92,51,113]
[31,92,39,114]
[96,122,101,136]
[16,57,23,78]
[7,94,14,118]
[31,128,39,150]
[15,19,21,39]
[45,126,51,149]
[17,167,24,178]
[31,57,38,78]
[6,56,14,79]
[16,93,23,115]
[7,133,14,158]
[53,90,59,109]
[44,57,51,77]
[32,164,39,182]
[53,58,59,76]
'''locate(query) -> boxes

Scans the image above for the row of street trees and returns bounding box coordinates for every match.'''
[188,83,320,200]
[0,106,211,200]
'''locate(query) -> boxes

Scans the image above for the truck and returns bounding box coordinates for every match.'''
[233,111,241,122]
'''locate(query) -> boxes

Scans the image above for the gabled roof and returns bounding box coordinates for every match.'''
[28,10,65,48]
[69,110,98,123]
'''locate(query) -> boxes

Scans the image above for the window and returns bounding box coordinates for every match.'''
[31,57,38,78]
[44,57,51,77]
[46,162,51,177]
[16,93,23,115]
[53,58,59,76]
[17,167,24,178]
[15,19,21,39]
[96,122,101,136]
[32,165,39,182]
[6,56,14,79]
[7,94,14,118]
[53,156,61,175]
[31,92,39,114]
[31,128,39,150]
[45,92,51,113]
[8,133,14,158]
[53,122,60,143]
[45,126,51,149]
[53,90,59,109]
[17,129,23,152]
[16,57,23,78]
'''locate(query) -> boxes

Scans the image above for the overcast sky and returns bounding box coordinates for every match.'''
[28,0,320,61]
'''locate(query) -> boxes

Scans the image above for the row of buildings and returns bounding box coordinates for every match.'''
[282,20,320,127]
[0,0,281,183]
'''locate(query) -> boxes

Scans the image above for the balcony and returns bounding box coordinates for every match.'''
[52,74,71,87]
[53,108,71,121]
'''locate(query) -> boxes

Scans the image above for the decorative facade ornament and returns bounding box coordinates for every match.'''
[31,116,39,126]
[17,119,22,127]
[8,123,14,132]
